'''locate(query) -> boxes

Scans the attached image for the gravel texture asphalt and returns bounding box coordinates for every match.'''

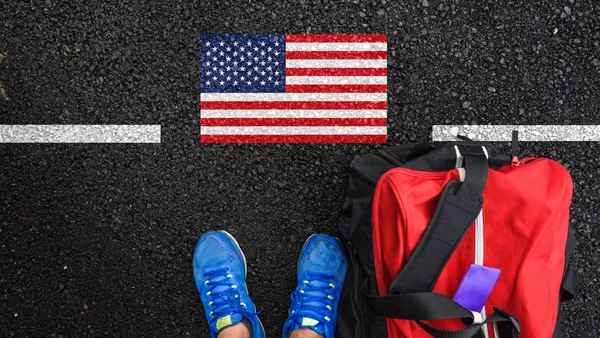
[1,0,599,337]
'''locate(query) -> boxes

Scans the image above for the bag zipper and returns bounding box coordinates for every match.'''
[374,149,404,166]
[500,157,539,172]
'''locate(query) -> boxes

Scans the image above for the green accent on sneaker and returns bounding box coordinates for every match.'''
[302,317,319,327]
[216,315,232,331]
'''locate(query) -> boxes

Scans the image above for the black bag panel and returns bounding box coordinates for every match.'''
[346,143,424,185]
[553,226,578,337]
[340,142,433,240]
[338,145,420,338]
[561,226,577,301]
[339,176,378,240]
[552,311,566,338]
[376,143,436,166]
[337,258,359,337]
[337,243,390,338]
[337,192,388,336]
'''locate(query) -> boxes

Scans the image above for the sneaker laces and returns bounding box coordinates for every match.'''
[204,267,260,324]
[286,271,336,331]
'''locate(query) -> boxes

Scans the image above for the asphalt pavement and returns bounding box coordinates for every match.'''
[1,0,599,337]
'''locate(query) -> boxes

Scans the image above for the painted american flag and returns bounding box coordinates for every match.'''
[200,34,387,143]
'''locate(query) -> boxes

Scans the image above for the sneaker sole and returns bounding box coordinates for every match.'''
[218,231,265,336]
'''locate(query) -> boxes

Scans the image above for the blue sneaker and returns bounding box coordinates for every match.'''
[193,231,265,338]
[282,234,348,338]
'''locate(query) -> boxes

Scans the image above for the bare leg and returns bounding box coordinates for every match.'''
[217,323,250,338]
[289,328,324,338]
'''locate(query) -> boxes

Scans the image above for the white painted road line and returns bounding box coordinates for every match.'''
[432,125,600,141]
[0,125,161,143]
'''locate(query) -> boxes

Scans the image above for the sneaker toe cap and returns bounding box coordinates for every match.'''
[299,235,347,280]
[193,233,244,275]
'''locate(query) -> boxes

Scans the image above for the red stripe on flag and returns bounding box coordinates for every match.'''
[285,34,387,43]
[200,101,387,110]
[200,134,387,144]
[286,68,387,76]
[286,85,387,93]
[200,118,388,126]
[286,51,387,59]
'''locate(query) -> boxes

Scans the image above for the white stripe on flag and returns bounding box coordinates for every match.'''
[432,125,600,141]
[0,125,161,143]
[200,93,386,101]
[200,110,388,118]
[285,76,387,85]
[201,126,387,135]
[285,42,387,51]
[286,59,387,68]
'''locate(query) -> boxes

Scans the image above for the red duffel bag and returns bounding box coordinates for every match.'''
[337,135,576,338]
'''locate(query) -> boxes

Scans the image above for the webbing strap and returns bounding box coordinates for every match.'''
[362,284,520,338]
[418,308,520,338]
[363,285,473,320]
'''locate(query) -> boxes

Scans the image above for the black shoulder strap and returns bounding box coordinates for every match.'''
[389,148,489,294]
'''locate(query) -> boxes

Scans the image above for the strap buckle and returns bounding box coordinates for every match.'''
[470,311,483,325]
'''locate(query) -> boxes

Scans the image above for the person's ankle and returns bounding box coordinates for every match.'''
[290,328,324,338]
[218,322,250,338]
